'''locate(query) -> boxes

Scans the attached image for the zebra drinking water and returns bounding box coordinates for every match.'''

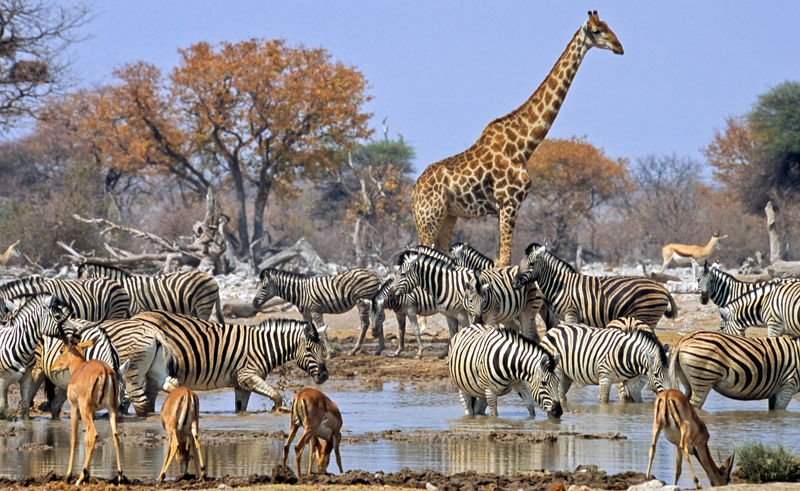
[447,323,562,418]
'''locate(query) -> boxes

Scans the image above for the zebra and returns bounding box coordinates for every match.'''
[252,267,382,356]
[0,294,73,415]
[718,284,774,336]
[77,262,224,323]
[696,260,798,307]
[107,310,329,415]
[670,329,800,410]
[540,318,671,406]
[391,248,475,359]
[760,282,800,338]
[447,324,562,418]
[513,243,677,329]
[21,320,130,419]
[0,276,130,320]
[368,277,440,358]
[451,242,556,333]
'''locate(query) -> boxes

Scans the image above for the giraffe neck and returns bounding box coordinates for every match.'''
[486,22,592,163]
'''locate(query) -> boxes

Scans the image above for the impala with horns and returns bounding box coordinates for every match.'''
[646,389,734,488]
[50,339,124,486]
[657,232,727,284]
[282,388,343,476]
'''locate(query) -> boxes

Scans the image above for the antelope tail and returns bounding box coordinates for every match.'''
[177,394,190,430]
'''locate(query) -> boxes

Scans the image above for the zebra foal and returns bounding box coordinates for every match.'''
[78,262,224,322]
[252,267,382,356]
[696,260,798,308]
[541,318,671,405]
[671,330,800,410]
[369,278,438,358]
[513,243,677,329]
[447,324,562,418]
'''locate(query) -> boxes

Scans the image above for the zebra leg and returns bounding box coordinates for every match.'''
[688,384,711,410]
[234,388,252,413]
[520,312,539,343]
[0,377,12,414]
[564,311,580,324]
[50,387,68,418]
[484,388,500,417]
[19,372,40,420]
[363,300,384,356]
[598,375,613,404]
[769,387,796,410]
[413,315,428,359]
[511,380,536,418]
[237,372,283,411]
[394,312,407,357]
[473,397,488,415]
[350,321,369,356]
[457,390,474,415]
[438,317,460,360]
[622,377,646,403]
[558,369,572,406]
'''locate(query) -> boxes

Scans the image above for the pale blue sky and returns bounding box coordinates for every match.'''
[67,2,800,179]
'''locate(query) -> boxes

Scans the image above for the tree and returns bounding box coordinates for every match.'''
[0,0,90,131]
[524,137,630,254]
[316,137,415,266]
[60,39,373,257]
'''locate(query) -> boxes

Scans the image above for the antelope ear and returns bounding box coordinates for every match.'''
[78,339,95,350]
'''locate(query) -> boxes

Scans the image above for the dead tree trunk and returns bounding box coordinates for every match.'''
[766,201,783,264]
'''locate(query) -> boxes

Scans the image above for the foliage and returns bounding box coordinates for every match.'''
[40,38,373,257]
[735,441,800,483]
[524,136,631,254]
[0,0,91,131]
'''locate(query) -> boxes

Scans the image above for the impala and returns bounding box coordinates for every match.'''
[157,387,206,483]
[282,388,343,476]
[657,232,727,284]
[50,339,124,486]
[646,389,734,488]
[0,240,20,267]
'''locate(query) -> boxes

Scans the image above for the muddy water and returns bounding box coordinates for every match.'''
[1,381,799,489]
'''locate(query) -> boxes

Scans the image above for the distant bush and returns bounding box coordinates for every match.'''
[735,441,800,483]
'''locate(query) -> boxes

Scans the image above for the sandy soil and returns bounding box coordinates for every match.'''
[0,292,784,490]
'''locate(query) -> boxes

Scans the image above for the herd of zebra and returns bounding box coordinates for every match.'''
[1,242,800,452]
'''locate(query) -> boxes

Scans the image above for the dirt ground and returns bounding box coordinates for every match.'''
[0,292,783,490]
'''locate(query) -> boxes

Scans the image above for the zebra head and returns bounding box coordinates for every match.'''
[252,268,279,309]
[718,306,745,336]
[392,250,420,297]
[463,273,488,324]
[11,294,75,344]
[529,351,563,419]
[296,322,329,385]
[369,279,393,335]
[697,260,713,305]
[513,243,546,290]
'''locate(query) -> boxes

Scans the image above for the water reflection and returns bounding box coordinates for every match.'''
[0,382,797,488]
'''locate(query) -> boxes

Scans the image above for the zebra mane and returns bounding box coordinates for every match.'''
[253,317,318,339]
[524,242,544,257]
[397,249,418,267]
[78,261,132,279]
[495,327,556,369]
[450,242,493,270]
[5,294,53,325]
[414,245,457,267]
[534,248,577,273]
[608,318,668,365]
[260,267,308,281]
[726,282,776,307]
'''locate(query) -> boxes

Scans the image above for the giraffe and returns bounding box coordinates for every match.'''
[412,11,623,266]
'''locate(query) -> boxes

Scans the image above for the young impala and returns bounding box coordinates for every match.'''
[646,389,734,488]
[157,387,206,484]
[657,232,727,285]
[282,388,343,476]
[50,339,124,486]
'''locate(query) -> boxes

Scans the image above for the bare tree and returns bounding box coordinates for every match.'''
[0,0,90,131]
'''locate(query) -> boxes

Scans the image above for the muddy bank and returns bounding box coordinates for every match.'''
[0,465,651,491]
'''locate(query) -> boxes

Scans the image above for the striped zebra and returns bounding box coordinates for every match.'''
[77,262,224,323]
[252,267,382,356]
[447,324,562,418]
[391,248,475,359]
[106,310,329,415]
[0,276,130,320]
[718,284,773,336]
[696,260,799,307]
[513,243,677,329]
[540,318,671,405]
[451,242,556,333]
[670,330,800,410]
[368,278,440,358]
[21,321,130,419]
[0,294,73,414]
[761,282,800,338]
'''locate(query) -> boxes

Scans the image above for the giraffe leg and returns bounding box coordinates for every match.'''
[435,214,458,252]
[496,203,520,267]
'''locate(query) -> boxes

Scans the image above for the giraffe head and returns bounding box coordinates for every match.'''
[584,11,624,55]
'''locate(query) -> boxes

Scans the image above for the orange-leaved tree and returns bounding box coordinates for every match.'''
[524,136,631,254]
[57,39,373,257]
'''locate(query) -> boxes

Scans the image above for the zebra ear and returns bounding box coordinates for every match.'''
[644,352,654,367]
[316,324,328,335]
[663,343,670,356]
[118,359,131,376]
[703,260,709,273]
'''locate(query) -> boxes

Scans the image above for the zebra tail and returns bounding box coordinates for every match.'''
[214,295,225,324]
[664,292,678,319]
[152,328,179,378]
[176,394,189,430]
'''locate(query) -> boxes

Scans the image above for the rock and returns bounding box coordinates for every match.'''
[627,479,676,491]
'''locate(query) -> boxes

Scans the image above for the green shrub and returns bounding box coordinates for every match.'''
[735,441,800,483]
